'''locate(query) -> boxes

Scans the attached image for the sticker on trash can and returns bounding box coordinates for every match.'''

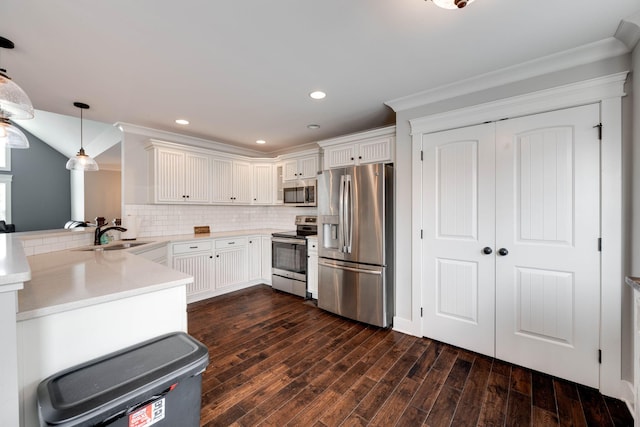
[128,398,165,427]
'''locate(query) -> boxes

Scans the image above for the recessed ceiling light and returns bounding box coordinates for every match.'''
[309,91,326,100]
[175,119,189,125]
[256,139,266,144]
[307,124,320,129]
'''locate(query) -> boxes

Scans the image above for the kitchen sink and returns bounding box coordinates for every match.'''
[78,242,150,251]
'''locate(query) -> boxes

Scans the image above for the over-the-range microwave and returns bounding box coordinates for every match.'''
[283,179,317,207]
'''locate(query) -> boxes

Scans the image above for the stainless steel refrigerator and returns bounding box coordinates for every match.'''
[317,163,393,327]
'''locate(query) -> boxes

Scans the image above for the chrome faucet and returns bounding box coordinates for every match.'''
[94,226,127,246]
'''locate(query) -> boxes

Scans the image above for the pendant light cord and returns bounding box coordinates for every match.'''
[80,108,83,150]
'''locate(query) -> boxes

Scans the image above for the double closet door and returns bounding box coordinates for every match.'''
[421,104,601,388]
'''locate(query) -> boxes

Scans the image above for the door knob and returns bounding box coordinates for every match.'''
[482,247,493,255]
[498,248,509,256]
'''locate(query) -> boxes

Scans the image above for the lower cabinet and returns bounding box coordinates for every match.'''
[261,236,272,283]
[214,237,248,290]
[247,237,261,281]
[307,236,318,299]
[170,234,273,303]
[171,241,214,303]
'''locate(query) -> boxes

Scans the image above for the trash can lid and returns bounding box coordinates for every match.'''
[38,332,209,425]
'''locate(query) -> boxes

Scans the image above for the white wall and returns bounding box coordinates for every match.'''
[84,169,121,224]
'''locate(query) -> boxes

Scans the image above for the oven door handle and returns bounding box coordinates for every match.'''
[272,237,307,245]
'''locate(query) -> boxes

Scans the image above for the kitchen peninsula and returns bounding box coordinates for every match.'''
[10,229,194,427]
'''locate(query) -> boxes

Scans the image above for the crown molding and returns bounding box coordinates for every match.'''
[409,72,628,135]
[116,122,266,158]
[615,11,640,50]
[385,37,629,113]
[316,125,395,148]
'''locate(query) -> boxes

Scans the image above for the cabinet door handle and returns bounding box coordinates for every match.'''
[209,256,213,259]
[228,241,235,245]
[190,246,198,249]
[216,254,220,258]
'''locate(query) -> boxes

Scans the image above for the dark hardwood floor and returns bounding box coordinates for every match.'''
[187,285,633,427]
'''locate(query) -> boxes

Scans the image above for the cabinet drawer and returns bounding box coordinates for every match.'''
[215,237,247,249]
[172,240,213,254]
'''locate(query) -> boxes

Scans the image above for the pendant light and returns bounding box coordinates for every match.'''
[0,37,34,120]
[66,102,99,171]
[0,36,33,149]
[431,0,475,9]
[0,118,29,149]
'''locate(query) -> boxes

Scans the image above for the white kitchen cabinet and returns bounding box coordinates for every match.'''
[306,236,318,299]
[247,236,261,281]
[274,163,284,204]
[283,155,319,181]
[214,237,248,290]
[211,157,253,204]
[318,126,395,170]
[252,163,274,204]
[261,236,272,282]
[171,240,214,303]
[148,145,210,203]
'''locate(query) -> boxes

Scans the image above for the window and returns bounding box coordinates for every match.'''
[0,147,10,171]
[0,175,13,223]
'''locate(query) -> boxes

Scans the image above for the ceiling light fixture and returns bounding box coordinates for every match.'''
[256,139,266,144]
[430,0,474,9]
[175,119,189,125]
[309,91,326,100]
[0,36,34,120]
[66,102,99,172]
[0,36,33,149]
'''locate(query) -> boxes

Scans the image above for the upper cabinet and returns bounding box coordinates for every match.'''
[282,154,319,181]
[318,126,395,170]
[211,157,252,204]
[146,140,321,206]
[147,144,210,203]
[252,163,274,204]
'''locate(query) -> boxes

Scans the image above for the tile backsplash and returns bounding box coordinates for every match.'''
[124,204,317,237]
[18,204,317,256]
[20,230,94,256]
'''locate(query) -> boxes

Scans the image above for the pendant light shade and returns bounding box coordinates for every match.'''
[66,102,99,172]
[0,118,29,149]
[0,37,34,120]
[431,0,475,9]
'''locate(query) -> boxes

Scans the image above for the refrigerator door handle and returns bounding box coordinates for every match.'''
[343,174,352,253]
[318,259,382,275]
[339,175,346,252]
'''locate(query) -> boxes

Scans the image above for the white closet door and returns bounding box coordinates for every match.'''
[494,104,600,387]
[422,123,496,357]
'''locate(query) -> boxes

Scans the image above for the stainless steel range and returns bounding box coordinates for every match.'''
[271,215,317,298]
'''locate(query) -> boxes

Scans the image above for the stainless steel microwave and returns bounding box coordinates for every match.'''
[283,179,317,206]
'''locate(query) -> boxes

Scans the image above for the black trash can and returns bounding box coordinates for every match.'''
[37,332,209,427]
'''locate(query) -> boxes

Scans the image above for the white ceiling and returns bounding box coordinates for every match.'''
[3,0,640,156]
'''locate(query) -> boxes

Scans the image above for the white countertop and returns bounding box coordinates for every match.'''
[17,250,192,321]
[16,228,286,321]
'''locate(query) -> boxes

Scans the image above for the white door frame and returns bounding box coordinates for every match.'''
[409,72,628,400]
